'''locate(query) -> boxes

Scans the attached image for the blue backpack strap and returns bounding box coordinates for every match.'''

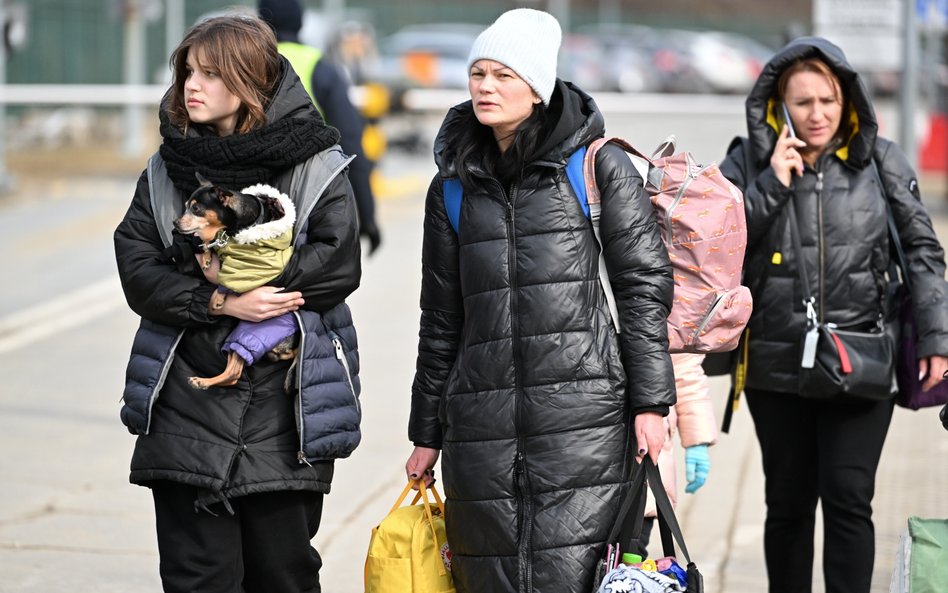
[442,177,463,234]
[565,146,589,218]
[442,148,586,234]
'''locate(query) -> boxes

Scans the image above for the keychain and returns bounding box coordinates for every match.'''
[801,298,819,369]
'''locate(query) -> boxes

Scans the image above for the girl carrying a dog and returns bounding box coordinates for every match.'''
[114,13,361,593]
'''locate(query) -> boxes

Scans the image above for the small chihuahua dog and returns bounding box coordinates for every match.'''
[174,172,288,252]
[174,172,299,391]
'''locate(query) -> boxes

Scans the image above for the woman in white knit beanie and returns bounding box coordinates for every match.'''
[405,8,675,593]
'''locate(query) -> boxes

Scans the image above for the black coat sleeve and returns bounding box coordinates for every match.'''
[595,143,676,414]
[114,171,219,327]
[273,172,361,313]
[408,175,463,448]
[875,139,948,358]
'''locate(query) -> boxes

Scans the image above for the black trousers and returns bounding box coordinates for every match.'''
[152,482,324,593]
[745,389,894,593]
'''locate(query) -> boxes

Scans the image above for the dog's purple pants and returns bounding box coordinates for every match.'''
[222,313,297,365]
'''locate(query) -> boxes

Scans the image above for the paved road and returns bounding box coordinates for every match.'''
[1,105,946,593]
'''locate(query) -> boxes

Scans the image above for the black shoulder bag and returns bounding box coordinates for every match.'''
[787,203,898,401]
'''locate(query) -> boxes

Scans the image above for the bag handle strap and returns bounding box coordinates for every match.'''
[410,480,447,516]
[603,455,647,547]
[785,202,819,328]
[390,479,447,517]
[603,456,695,564]
[388,480,416,515]
[417,480,448,576]
[642,457,693,563]
[785,204,812,301]
[869,159,911,293]
[582,137,658,206]
[580,136,666,335]
[392,479,448,577]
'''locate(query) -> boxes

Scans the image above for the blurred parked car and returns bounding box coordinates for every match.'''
[685,31,761,93]
[578,23,706,94]
[578,23,775,95]
[559,33,610,92]
[377,23,482,91]
[560,31,661,93]
[689,31,775,93]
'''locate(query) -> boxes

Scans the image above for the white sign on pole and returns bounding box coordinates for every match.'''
[813,0,902,71]
[918,0,948,29]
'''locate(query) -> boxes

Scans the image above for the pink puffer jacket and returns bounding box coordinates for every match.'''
[645,353,718,517]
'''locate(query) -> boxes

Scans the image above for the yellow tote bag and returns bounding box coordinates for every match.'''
[364,479,455,593]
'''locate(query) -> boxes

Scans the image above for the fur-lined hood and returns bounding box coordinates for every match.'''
[232,184,297,245]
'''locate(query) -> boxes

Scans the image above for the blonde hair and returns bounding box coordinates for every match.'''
[166,14,281,134]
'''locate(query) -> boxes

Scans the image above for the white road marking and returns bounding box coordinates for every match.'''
[0,276,126,354]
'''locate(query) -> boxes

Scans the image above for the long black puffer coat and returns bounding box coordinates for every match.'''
[720,37,948,394]
[409,80,675,593]
[114,59,361,508]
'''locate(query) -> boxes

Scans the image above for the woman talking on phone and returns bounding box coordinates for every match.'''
[720,37,948,593]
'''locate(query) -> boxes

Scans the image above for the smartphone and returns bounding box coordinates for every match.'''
[781,102,796,138]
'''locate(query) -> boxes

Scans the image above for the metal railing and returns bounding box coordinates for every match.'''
[0,84,746,115]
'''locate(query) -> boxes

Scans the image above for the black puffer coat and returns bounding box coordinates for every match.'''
[720,37,948,394]
[409,81,675,593]
[114,59,361,507]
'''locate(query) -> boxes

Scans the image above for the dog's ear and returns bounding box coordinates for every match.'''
[195,171,213,188]
[218,189,237,209]
[261,196,286,221]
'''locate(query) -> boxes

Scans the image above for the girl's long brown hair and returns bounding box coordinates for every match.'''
[166,14,282,135]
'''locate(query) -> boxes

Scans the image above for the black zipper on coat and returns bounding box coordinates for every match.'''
[498,180,534,593]
[815,170,825,323]
[289,311,313,466]
[222,374,255,490]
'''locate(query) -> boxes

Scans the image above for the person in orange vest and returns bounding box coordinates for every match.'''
[259,0,382,254]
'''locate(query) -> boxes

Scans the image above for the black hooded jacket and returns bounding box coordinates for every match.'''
[409,80,674,593]
[720,37,948,394]
[113,59,361,505]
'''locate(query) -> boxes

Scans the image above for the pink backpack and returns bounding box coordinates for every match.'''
[584,136,752,353]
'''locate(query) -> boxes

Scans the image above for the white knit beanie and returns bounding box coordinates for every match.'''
[467,8,562,105]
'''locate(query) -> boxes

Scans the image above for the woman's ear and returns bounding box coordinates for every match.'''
[533,95,542,105]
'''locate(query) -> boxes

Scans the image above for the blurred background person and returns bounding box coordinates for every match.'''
[325,19,381,87]
[259,0,383,255]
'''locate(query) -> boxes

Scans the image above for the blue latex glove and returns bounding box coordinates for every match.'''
[684,444,711,494]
